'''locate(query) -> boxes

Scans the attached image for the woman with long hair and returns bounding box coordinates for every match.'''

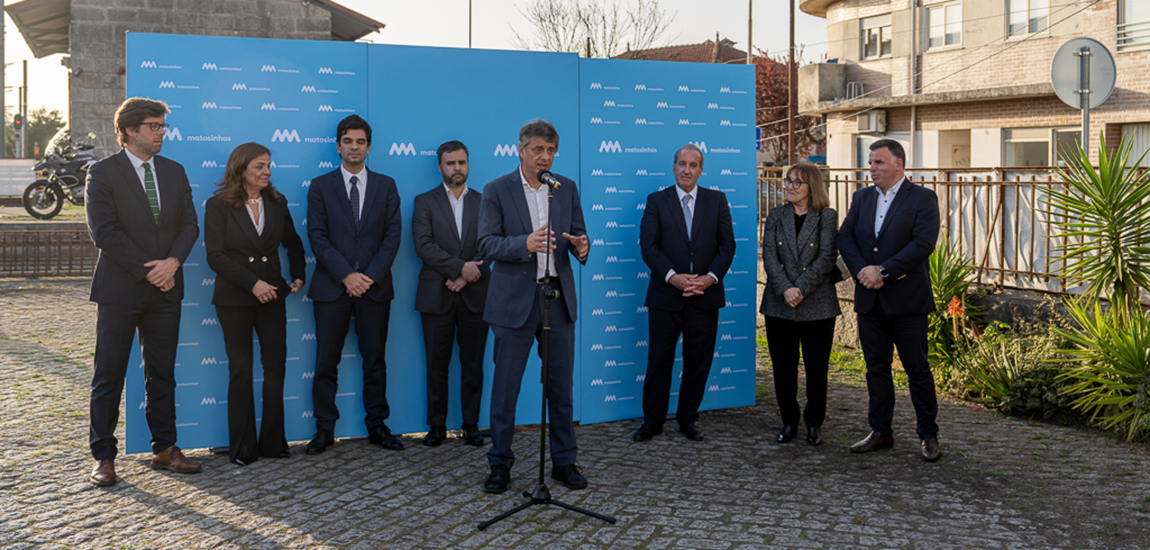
[205,142,305,465]
[760,163,842,446]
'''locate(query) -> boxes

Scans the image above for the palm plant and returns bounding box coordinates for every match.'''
[927,233,982,389]
[1055,298,1150,442]
[1042,134,1150,319]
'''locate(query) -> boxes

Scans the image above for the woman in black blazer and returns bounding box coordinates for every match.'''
[760,163,842,446]
[205,142,305,465]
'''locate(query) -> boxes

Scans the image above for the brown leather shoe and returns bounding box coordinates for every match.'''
[849,431,895,454]
[921,437,943,462]
[90,459,116,486]
[151,446,203,474]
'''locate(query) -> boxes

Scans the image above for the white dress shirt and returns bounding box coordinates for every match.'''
[874,177,905,238]
[665,185,718,285]
[341,164,367,220]
[246,196,265,236]
[125,149,161,211]
[519,167,554,279]
[443,184,469,239]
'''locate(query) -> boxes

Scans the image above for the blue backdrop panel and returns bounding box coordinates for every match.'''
[125,33,369,452]
[365,45,581,430]
[576,58,758,424]
[122,34,754,454]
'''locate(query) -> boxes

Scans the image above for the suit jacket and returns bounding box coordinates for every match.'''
[204,193,306,306]
[759,203,842,322]
[836,178,940,316]
[640,185,736,311]
[306,167,402,303]
[85,150,199,304]
[412,185,490,315]
[477,169,588,328]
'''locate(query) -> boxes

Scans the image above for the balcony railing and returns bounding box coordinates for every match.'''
[758,167,1150,296]
[1118,20,1150,52]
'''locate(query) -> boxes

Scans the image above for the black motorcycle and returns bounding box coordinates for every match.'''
[22,128,99,219]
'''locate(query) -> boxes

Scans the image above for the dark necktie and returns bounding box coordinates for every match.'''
[143,162,160,223]
[349,175,360,229]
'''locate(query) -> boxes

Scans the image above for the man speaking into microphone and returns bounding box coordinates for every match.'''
[476,119,591,494]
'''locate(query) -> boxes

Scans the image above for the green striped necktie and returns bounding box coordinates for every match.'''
[143,162,160,223]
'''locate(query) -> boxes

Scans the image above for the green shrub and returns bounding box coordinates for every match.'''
[1055,298,1150,442]
[928,235,983,388]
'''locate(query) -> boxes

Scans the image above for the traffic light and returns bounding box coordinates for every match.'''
[13,114,23,133]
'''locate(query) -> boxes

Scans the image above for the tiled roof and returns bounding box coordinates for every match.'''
[613,37,748,63]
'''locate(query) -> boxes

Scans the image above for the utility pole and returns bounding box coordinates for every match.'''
[747,0,752,65]
[1,12,6,158]
[787,0,795,166]
[468,0,472,48]
[21,60,28,159]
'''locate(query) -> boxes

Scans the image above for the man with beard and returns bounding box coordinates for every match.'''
[411,140,490,447]
[85,97,202,485]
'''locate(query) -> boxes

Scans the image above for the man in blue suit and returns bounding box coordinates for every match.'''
[837,139,943,462]
[476,119,590,493]
[633,143,736,443]
[305,115,404,453]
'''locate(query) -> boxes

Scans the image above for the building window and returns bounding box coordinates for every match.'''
[862,15,892,59]
[1004,128,1049,167]
[1008,0,1049,38]
[928,3,962,49]
[1119,0,1150,52]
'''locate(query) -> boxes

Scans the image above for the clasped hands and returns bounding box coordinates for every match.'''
[857,265,885,290]
[342,272,374,297]
[526,224,589,260]
[144,257,180,292]
[669,273,714,297]
[446,260,484,292]
[250,278,304,304]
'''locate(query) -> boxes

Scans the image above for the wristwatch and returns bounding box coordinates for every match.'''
[878,267,889,279]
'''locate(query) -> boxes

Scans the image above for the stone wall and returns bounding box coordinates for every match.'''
[67,0,333,157]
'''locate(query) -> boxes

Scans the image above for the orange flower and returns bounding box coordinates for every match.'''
[947,296,965,316]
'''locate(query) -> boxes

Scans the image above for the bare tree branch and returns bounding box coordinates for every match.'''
[512,0,676,58]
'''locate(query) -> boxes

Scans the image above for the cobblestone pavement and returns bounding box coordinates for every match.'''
[3,278,1150,550]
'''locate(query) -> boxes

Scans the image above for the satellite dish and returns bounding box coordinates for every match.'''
[1050,37,1116,110]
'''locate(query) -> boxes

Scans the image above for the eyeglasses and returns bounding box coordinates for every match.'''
[782,178,807,189]
[140,122,170,132]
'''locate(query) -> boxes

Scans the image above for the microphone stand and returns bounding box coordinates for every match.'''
[478,175,616,530]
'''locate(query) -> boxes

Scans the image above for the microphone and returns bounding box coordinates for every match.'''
[537,170,562,189]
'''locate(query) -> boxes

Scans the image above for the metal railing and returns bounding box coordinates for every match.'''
[758,166,1150,296]
[0,230,98,277]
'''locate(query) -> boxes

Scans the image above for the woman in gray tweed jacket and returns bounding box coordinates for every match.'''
[760,163,842,446]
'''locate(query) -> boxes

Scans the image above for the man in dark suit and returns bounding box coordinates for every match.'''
[305,114,403,453]
[633,143,736,443]
[85,97,202,486]
[476,119,590,493]
[837,138,943,462]
[412,140,489,447]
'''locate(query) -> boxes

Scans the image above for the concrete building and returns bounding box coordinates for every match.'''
[798,0,1150,169]
[5,0,383,157]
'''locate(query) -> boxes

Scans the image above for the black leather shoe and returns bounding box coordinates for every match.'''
[776,425,797,444]
[806,426,822,446]
[369,425,404,451]
[483,464,510,494]
[550,464,588,490]
[632,423,663,442]
[423,426,446,447]
[679,422,705,441]
[921,437,943,462]
[849,431,895,454]
[305,430,334,455]
[462,423,485,447]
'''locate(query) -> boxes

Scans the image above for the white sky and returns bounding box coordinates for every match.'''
[3,0,827,120]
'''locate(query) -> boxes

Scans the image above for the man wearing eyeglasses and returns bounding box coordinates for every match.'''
[85,98,202,486]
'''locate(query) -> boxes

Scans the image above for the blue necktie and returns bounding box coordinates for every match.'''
[349,175,360,229]
[682,194,693,241]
